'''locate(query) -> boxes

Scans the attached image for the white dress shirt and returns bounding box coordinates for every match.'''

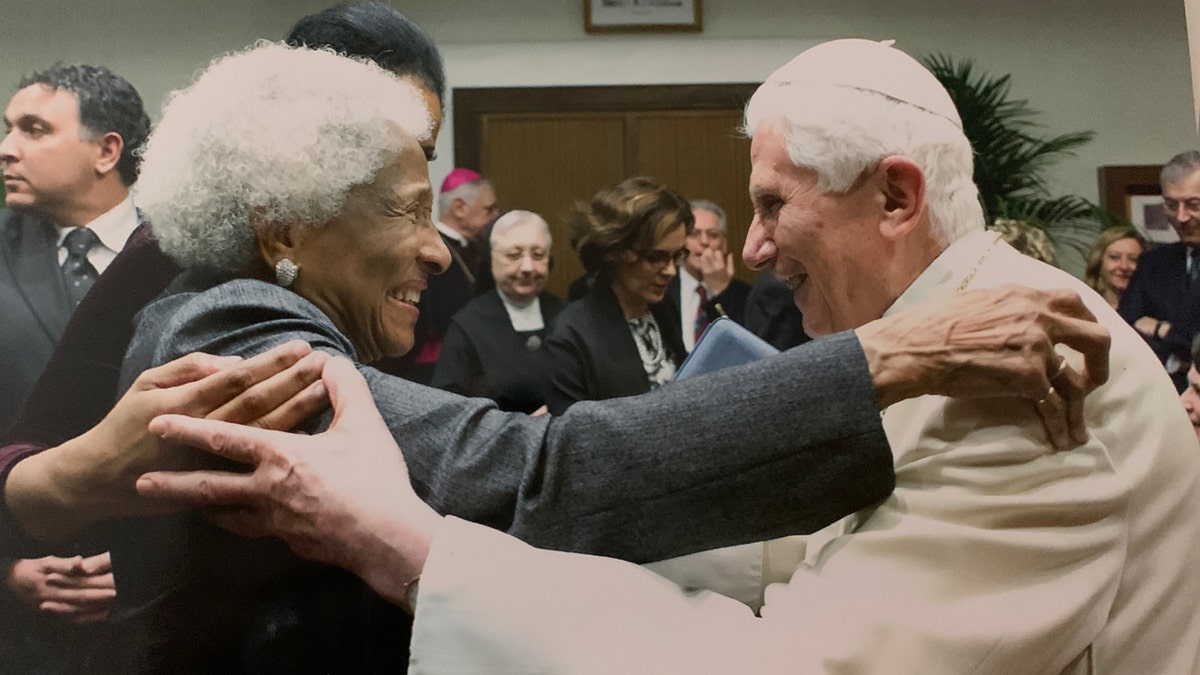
[54,195,138,274]
[678,267,705,352]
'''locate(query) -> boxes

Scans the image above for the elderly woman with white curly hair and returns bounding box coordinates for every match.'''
[104,41,446,672]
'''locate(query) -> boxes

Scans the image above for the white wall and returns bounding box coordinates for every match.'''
[0,0,1192,202]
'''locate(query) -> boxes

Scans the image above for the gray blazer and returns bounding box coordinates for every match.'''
[125,275,893,557]
[0,209,72,432]
[109,274,893,668]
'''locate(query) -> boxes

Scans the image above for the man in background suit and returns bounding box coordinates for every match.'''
[0,63,150,672]
[668,198,751,351]
[398,168,497,383]
[1118,150,1200,391]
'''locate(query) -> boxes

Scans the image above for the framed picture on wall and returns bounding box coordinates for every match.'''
[1098,164,1174,242]
[584,0,702,33]
[1129,195,1178,244]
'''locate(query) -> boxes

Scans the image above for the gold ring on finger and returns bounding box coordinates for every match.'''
[1036,385,1056,407]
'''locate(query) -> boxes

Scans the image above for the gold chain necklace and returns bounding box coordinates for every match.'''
[955,233,1004,292]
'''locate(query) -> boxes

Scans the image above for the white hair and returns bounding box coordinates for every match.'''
[137,41,433,274]
[489,209,551,248]
[438,179,490,219]
[688,199,727,234]
[743,83,984,246]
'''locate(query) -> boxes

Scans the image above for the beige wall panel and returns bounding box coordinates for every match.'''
[634,111,754,283]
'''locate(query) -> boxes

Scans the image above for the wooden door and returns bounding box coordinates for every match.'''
[455,85,757,297]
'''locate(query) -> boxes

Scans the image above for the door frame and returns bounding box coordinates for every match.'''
[452,83,759,171]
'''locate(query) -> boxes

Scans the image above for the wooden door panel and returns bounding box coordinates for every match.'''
[481,114,626,295]
[457,85,759,297]
[633,111,754,283]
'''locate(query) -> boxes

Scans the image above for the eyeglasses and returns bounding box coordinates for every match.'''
[641,246,689,268]
[1162,197,1200,216]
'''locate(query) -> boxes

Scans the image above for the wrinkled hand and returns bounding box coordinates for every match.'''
[856,286,1110,449]
[85,340,330,485]
[136,356,442,608]
[7,341,331,543]
[697,249,735,297]
[5,552,115,624]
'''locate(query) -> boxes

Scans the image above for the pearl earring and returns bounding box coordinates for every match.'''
[275,258,300,287]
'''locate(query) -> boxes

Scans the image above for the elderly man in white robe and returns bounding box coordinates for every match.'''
[136,39,1200,673]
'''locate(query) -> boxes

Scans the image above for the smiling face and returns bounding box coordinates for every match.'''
[1100,236,1142,295]
[1162,170,1200,249]
[612,223,687,318]
[1182,365,1200,434]
[285,137,450,362]
[492,219,550,305]
[0,84,101,219]
[683,207,726,278]
[742,127,893,336]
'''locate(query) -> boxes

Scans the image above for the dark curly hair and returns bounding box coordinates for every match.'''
[570,177,694,277]
[286,2,446,106]
[19,64,150,186]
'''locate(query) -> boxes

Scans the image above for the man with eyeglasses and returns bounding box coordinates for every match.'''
[668,199,753,351]
[1118,150,1200,391]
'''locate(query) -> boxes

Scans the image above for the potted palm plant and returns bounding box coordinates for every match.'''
[922,54,1109,276]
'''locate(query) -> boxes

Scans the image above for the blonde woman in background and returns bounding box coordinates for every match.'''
[1085,226,1146,309]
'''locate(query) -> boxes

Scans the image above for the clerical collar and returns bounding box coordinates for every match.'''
[435,220,469,247]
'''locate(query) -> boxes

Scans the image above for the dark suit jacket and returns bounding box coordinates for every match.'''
[667,273,751,331]
[744,271,811,350]
[430,289,565,413]
[0,218,169,673]
[0,209,73,433]
[1118,242,1200,389]
[542,281,687,415]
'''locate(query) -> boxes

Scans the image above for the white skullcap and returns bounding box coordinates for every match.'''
[757,38,961,129]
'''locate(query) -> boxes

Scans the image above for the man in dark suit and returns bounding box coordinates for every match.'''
[668,199,751,351]
[1119,150,1200,391]
[0,63,150,672]
[394,167,497,383]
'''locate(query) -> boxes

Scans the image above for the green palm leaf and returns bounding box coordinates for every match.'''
[922,53,1095,229]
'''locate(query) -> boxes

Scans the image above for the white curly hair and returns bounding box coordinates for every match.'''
[137,41,434,275]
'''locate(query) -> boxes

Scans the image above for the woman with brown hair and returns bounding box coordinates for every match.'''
[1085,226,1146,309]
[542,177,693,414]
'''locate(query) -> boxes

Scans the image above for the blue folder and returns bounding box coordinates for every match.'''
[675,317,780,380]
